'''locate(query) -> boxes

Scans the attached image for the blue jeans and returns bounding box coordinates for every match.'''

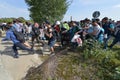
[104,35,111,49]
[13,42,33,56]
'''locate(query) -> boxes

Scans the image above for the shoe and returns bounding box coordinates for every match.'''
[29,49,35,54]
[50,52,55,56]
[14,54,19,58]
[108,46,112,49]
[31,46,33,50]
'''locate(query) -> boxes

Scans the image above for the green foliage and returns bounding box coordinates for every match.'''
[0,18,14,23]
[24,38,120,80]
[17,17,26,22]
[77,39,120,80]
[56,53,100,80]
[0,17,30,23]
[25,0,72,23]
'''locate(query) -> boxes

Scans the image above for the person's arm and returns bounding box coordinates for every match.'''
[90,30,98,35]
[45,32,52,38]
[75,29,83,34]
[89,27,98,35]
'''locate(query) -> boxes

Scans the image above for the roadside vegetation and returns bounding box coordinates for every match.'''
[24,39,120,80]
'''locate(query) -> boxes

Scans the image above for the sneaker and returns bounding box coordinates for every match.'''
[29,49,35,54]
[108,46,112,49]
[50,52,55,56]
[14,54,19,58]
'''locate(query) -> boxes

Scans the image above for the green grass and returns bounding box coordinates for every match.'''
[24,39,120,80]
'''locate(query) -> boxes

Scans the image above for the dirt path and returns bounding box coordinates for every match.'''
[0,38,43,80]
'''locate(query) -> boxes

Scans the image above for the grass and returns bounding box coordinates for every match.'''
[24,39,120,80]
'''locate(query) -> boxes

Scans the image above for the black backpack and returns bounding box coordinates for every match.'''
[12,28,25,43]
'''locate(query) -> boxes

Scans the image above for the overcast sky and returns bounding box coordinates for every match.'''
[0,0,120,21]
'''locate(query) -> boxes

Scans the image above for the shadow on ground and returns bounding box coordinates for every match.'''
[0,45,43,58]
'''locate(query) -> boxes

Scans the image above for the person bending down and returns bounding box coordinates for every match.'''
[2,22,34,58]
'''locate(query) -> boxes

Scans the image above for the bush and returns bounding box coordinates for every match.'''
[77,39,120,80]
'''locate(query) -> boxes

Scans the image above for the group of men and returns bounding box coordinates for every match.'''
[1,19,56,58]
[1,17,120,58]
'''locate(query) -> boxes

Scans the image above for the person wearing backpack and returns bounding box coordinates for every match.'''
[102,17,115,49]
[2,22,34,58]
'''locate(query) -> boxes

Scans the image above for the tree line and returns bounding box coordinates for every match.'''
[0,17,32,23]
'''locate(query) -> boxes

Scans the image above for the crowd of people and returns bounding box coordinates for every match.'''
[0,17,120,58]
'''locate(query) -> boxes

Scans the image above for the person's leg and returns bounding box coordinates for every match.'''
[49,40,56,54]
[38,37,44,46]
[50,47,54,53]
[36,36,40,43]
[109,38,119,48]
[12,44,19,58]
[31,36,35,49]
[26,33,29,40]
[61,34,64,46]
[16,42,33,51]
[79,32,84,41]
[104,35,111,49]
[23,42,31,48]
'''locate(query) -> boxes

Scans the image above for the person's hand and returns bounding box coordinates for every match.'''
[83,31,87,35]
[75,32,78,35]
[62,30,67,34]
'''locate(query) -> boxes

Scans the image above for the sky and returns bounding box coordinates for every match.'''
[0,0,120,21]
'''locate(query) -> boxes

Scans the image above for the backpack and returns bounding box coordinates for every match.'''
[96,28,104,39]
[12,28,25,43]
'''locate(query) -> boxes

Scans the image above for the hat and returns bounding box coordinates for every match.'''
[103,17,108,20]
[56,21,60,25]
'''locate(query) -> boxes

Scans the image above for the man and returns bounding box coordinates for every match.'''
[69,21,80,40]
[12,19,23,32]
[109,25,120,48]
[45,23,56,54]
[2,22,34,58]
[31,22,40,49]
[69,21,80,48]
[63,21,70,30]
[85,20,101,39]
[91,20,101,37]
[102,17,114,49]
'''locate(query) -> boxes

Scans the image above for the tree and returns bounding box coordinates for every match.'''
[25,0,72,23]
[18,17,26,22]
[0,17,28,23]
